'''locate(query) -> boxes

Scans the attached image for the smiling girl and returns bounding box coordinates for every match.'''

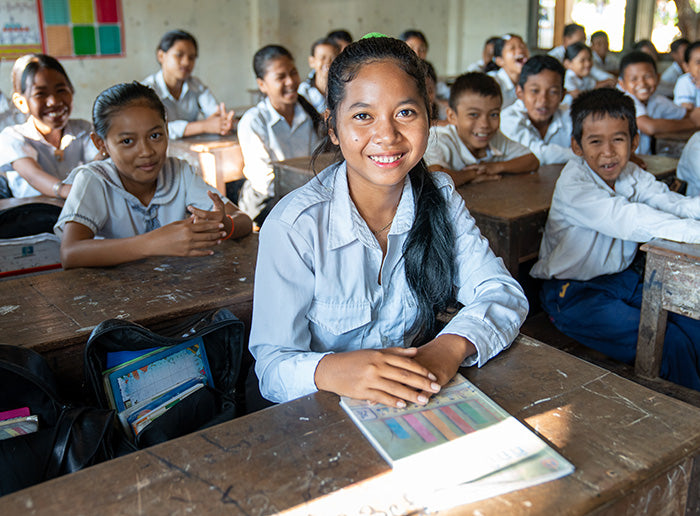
[488,34,529,109]
[0,54,99,198]
[55,82,251,269]
[248,35,528,406]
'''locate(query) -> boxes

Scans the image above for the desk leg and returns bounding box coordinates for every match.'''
[636,255,668,379]
[199,152,226,195]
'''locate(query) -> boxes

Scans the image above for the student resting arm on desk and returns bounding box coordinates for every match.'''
[248,35,528,406]
[54,82,251,269]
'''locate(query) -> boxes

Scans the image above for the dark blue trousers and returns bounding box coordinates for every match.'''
[540,268,700,390]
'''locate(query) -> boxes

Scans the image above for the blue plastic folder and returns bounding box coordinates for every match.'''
[105,337,213,412]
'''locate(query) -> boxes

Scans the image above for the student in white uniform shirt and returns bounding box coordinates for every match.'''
[617,51,700,155]
[424,72,538,186]
[249,35,527,405]
[142,30,234,140]
[465,36,500,73]
[55,82,252,269]
[563,43,598,104]
[0,54,98,199]
[674,41,700,109]
[590,31,619,75]
[659,38,689,98]
[297,37,340,114]
[676,131,700,197]
[500,55,575,165]
[531,88,700,390]
[488,34,529,109]
[237,45,322,224]
[550,24,613,82]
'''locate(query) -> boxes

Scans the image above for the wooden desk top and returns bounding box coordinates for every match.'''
[641,238,700,261]
[0,195,64,211]
[272,152,338,175]
[5,335,700,515]
[655,129,696,142]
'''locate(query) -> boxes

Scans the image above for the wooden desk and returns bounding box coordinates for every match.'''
[169,134,244,195]
[4,335,700,515]
[654,129,696,158]
[636,239,700,381]
[273,153,338,199]
[0,195,64,211]
[0,235,257,390]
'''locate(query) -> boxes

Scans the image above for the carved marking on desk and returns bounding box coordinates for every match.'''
[199,434,253,461]
[76,325,96,333]
[521,397,552,411]
[556,369,568,378]
[0,305,20,315]
[644,269,662,290]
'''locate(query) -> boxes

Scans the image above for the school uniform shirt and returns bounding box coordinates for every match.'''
[488,68,517,109]
[249,162,528,403]
[548,46,565,62]
[500,99,575,165]
[660,61,685,99]
[621,89,686,154]
[465,59,485,73]
[673,73,700,107]
[142,70,220,140]
[677,131,700,197]
[297,81,326,114]
[54,157,228,238]
[563,70,596,104]
[551,46,612,81]
[236,97,319,200]
[424,125,532,171]
[592,51,618,74]
[0,119,97,198]
[531,156,700,281]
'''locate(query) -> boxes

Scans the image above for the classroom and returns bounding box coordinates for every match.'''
[1,0,700,514]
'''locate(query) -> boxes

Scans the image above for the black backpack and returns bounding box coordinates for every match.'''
[0,203,62,239]
[84,309,244,451]
[0,345,113,496]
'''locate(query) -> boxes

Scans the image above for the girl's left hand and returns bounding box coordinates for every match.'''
[187,191,230,237]
[413,334,476,387]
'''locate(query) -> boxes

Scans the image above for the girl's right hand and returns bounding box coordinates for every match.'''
[314,347,441,408]
[147,217,226,256]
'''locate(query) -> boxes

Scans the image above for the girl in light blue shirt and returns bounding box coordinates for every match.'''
[249,35,528,406]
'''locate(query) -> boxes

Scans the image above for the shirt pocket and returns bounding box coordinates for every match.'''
[307,299,372,336]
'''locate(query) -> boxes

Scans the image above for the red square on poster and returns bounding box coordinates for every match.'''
[95,0,118,23]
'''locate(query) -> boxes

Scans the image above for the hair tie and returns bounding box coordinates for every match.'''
[361,32,389,40]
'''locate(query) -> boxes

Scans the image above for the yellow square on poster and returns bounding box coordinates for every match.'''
[69,0,95,24]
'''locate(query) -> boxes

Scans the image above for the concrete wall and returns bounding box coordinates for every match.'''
[0,0,528,120]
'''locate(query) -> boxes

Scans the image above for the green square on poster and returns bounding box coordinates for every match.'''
[98,26,121,55]
[73,26,96,55]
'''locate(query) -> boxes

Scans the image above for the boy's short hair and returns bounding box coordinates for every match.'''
[517,55,565,89]
[399,29,428,47]
[563,23,585,39]
[570,88,637,147]
[671,37,690,54]
[310,37,339,56]
[684,41,700,64]
[619,51,657,77]
[590,31,608,43]
[448,72,501,110]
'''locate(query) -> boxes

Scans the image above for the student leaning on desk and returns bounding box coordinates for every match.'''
[54,82,251,269]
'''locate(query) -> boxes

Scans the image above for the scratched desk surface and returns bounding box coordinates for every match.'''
[4,335,700,515]
[0,235,257,386]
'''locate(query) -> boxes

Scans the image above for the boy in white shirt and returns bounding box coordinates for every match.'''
[676,130,700,197]
[659,38,689,98]
[590,31,618,75]
[531,88,700,390]
[617,50,700,154]
[500,55,575,165]
[424,72,538,186]
[673,41,700,109]
[297,37,340,114]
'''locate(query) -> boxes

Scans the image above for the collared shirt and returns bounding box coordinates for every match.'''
[500,99,574,165]
[298,81,326,114]
[424,124,531,171]
[0,119,97,197]
[249,162,528,403]
[488,68,517,109]
[142,70,220,139]
[563,70,596,105]
[531,156,700,281]
[236,97,319,200]
[592,51,618,74]
[54,157,228,238]
[677,130,700,197]
[660,61,685,98]
[551,46,612,81]
[673,73,700,107]
[548,46,565,62]
[465,59,485,73]
[620,88,686,154]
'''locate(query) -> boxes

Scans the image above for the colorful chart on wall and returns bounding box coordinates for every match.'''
[1,0,124,60]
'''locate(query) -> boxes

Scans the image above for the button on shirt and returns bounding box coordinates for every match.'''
[54,157,228,238]
[674,73,700,107]
[621,89,686,154]
[424,125,532,171]
[531,156,700,281]
[142,71,220,140]
[500,99,574,165]
[677,130,700,197]
[249,161,528,403]
[297,81,326,114]
[0,119,97,197]
[488,68,518,109]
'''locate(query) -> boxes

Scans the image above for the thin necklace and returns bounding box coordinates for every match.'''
[372,219,393,236]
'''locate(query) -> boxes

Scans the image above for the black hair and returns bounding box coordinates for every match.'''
[313,36,455,344]
[12,54,73,95]
[570,88,637,147]
[92,81,166,139]
[492,34,522,58]
[485,36,501,48]
[252,45,324,137]
[448,72,501,110]
[619,50,657,77]
[684,40,700,64]
[563,23,585,39]
[517,54,565,88]
[564,42,591,61]
[327,29,353,45]
[483,37,501,72]
[156,29,198,55]
[310,37,340,56]
[399,29,428,48]
[423,60,440,119]
[633,39,658,58]
[671,37,690,54]
[590,31,608,43]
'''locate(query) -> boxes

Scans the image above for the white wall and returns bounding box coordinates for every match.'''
[0,0,528,120]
